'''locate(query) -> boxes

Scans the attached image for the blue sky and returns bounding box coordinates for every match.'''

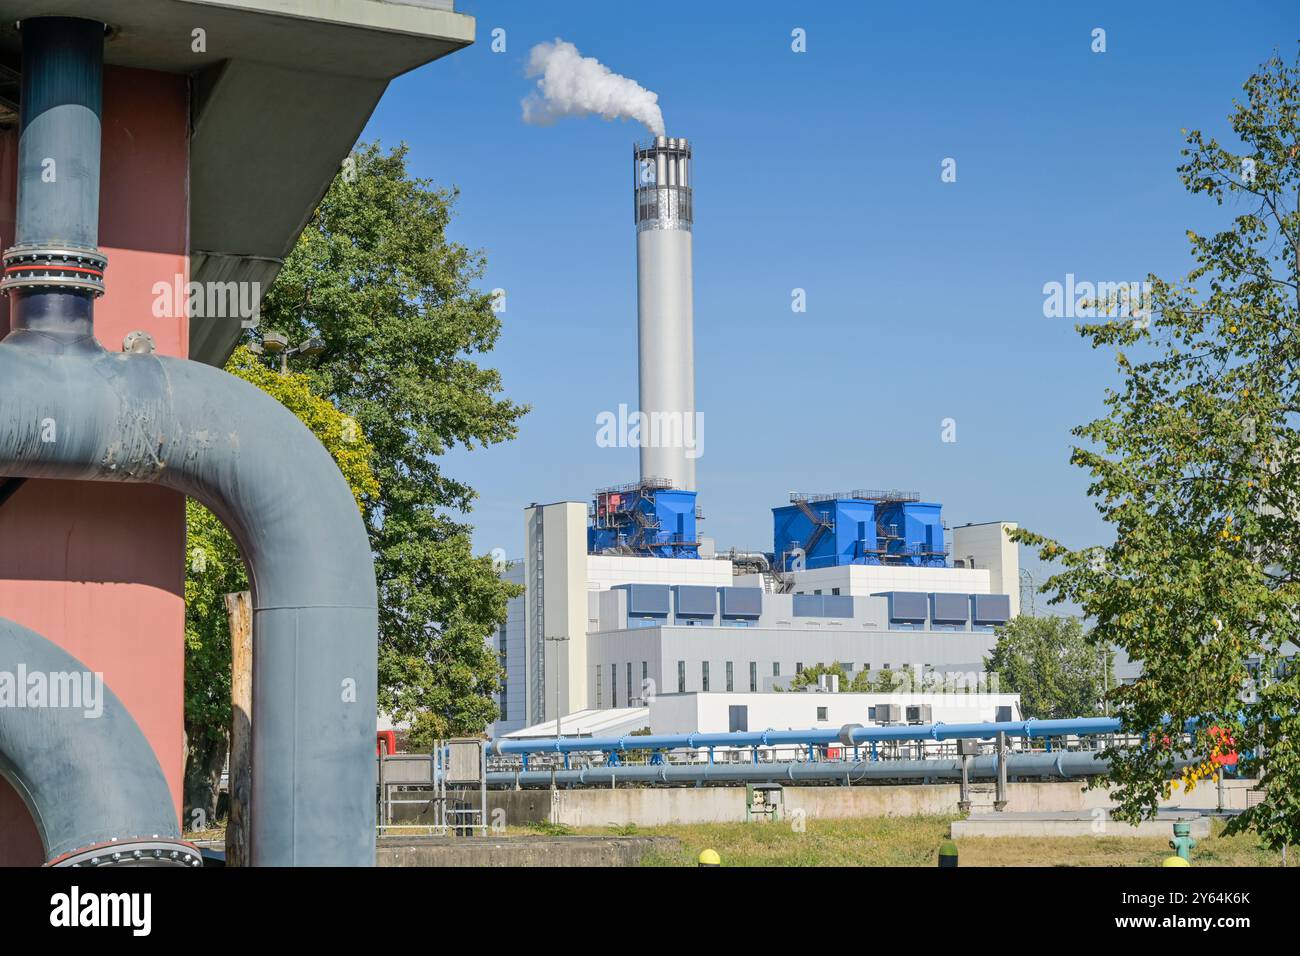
[360,0,1298,596]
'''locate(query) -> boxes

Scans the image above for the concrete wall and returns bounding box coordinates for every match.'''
[788,563,992,598]
[389,779,1266,830]
[489,562,526,735]
[377,835,673,867]
[588,626,1000,704]
[0,66,190,865]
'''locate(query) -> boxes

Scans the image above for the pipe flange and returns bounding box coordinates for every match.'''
[48,838,204,868]
[122,330,156,354]
[1,245,107,296]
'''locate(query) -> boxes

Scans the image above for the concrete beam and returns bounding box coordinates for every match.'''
[0,1,473,79]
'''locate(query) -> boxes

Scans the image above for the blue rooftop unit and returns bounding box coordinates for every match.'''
[588,480,700,559]
[773,496,878,571]
[875,499,948,568]
[773,490,948,571]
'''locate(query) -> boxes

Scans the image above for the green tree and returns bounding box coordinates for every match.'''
[1013,51,1300,848]
[984,616,1112,719]
[782,661,908,693]
[184,346,378,818]
[785,661,851,691]
[253,142,527,748]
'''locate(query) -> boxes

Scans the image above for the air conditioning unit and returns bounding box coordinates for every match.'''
[905,704,932,724]
[875,703,901,724]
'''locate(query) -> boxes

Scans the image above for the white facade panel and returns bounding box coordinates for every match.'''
[586,554,733,590]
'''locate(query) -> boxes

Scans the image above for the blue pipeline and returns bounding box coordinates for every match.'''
[488,716,1134,757]
[486,751,1130,789]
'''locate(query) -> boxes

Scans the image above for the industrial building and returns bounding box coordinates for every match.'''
[489,134,1020,738]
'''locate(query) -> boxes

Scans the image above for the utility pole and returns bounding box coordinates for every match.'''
[1019,568,1035,617]
[544,634,569,740]
[224,590,252,866]
[1100,641,1110,716]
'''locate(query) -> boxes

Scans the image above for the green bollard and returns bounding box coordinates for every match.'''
[1169,821,1197,862]
[938,840,958,867]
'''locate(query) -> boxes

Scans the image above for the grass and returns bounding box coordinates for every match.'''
[188,814,1285,867]
[560,816,1287,867]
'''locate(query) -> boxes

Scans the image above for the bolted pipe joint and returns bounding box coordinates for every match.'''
[2,17,108,300]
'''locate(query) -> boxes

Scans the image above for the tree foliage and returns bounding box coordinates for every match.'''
[984,616,1112,720]
[1012,50,1300,848]
[253,142,528,748]
[783,661,911,693]
[184,346,378,815]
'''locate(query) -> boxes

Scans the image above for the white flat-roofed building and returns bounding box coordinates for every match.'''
[650,691,1021,736]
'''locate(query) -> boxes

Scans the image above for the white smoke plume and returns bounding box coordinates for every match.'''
[522,39,665,136]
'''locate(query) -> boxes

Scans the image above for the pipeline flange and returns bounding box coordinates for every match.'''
[48,838,204,868]
[1,245,107,296]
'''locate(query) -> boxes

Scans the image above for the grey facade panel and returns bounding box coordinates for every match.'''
[792,594,823,617]
[720,586,763,618]
[793,594,854,618]
[932,592,970,624]
[973,593,1011,624]
[890,591,929,622]
[675,585,718,617]
[625,584,671,616]
[822,594,854,618]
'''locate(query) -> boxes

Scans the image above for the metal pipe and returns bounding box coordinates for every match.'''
[3,18,106,303]
[15,17,101,253]
[489,716,1130,756]
[0,16,378,866]
[0,618,200,866]
[720,549,770,571]
[0,333,379,866]
[488,751,1119,790]
[995,730,1008,809]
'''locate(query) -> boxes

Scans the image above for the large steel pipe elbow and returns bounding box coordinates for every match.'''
[0,336,378,866]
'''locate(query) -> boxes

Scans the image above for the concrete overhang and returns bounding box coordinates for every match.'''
[0,0,475,365]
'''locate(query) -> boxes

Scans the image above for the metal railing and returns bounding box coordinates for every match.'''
[377,740,488,837]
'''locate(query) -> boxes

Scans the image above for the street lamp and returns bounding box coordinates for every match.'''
[250,332,326,374]
[544,634,569,740]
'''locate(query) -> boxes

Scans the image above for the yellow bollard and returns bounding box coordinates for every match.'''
[698,848,721,867]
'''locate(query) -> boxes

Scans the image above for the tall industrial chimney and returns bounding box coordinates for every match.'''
[633,135,696,491]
